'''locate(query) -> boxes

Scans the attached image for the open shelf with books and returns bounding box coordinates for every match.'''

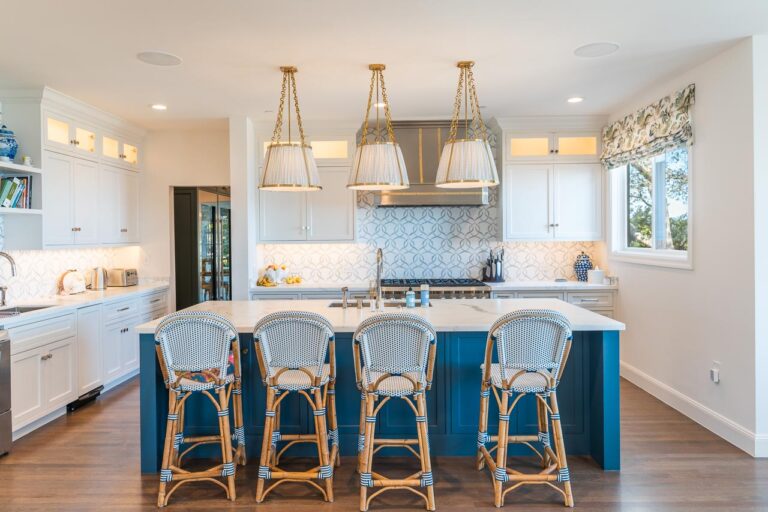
[0,160,43,249]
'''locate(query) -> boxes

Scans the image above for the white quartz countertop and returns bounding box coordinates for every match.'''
[136,298,625,334]
[0,282,170,329]
[249,280,616,293]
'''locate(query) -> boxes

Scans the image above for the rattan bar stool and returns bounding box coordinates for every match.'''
[354,312,438,512]
[154,311,246,507]
[253,311,339,503]
[476,309,574,508]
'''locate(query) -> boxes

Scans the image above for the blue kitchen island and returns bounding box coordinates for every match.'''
[136,299,624,472]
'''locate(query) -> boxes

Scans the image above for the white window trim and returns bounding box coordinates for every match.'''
[608,149,693,270]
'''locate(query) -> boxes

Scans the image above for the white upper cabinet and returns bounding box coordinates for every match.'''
[503,163,602,241]
[42,151,102,246]
[503,164,553,240]
[506,132,600,162]
[307,167,355,241]
[44,111,98,158]
[259,166,355,242]
[552,163,602,240]
[100,164,140,244]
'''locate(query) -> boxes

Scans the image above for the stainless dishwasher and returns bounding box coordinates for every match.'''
[0,330,10,456]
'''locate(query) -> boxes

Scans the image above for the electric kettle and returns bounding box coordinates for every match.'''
[88,267,108,291]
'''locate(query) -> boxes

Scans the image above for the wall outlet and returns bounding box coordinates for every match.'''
[710,360,721,384]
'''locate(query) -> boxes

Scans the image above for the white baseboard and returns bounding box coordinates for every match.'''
[12,370,139,442]
[12,407,67,441]
[620,361,759,456]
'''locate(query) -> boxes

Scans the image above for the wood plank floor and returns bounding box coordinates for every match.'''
[2,378,767,511]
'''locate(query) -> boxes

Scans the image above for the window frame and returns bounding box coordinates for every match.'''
[609,146,693,270]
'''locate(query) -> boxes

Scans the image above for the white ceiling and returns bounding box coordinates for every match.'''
[1,0,766,130]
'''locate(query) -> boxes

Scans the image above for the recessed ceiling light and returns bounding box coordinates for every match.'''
[137,51,183,66]
[150,104,168,111]
[567,97,584,104]
[574,42,620,58]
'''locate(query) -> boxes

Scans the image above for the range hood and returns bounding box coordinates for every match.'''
[370,120,491,207]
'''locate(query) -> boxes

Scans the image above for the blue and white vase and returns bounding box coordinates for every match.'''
[0,124,18,162]
[574,251,593,282]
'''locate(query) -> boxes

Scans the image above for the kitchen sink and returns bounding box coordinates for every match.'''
[328,301,432,308]
[0,305,55,317]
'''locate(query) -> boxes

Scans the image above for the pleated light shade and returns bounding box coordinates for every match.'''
[435,138,499,188]
[348,142,409,191]
[260,143,321,191]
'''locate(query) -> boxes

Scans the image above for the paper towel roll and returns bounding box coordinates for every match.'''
[587,269,605,284]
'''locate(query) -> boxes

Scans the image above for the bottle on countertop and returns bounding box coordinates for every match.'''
[405,287,416,308]
[420,284,430,307]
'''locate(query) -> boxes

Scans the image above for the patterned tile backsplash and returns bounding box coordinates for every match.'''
[0,246,141,301]
[258,191,606,283]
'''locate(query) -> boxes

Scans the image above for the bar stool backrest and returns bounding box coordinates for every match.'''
[154,311,238,380]
[354,313,437,389]
[253,311,334,380]
[489,309,572,381]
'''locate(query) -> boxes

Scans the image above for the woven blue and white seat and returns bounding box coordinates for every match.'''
[476,309,575,508]
[154,311,245,507]
[353,312,438,511]
[253,311,339,504]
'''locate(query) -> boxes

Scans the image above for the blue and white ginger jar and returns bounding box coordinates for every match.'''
[574,251,593,282]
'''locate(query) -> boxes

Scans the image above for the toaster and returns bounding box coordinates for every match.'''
[107,268,138,287]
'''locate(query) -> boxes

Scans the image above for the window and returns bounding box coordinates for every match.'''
[610,145,691,268]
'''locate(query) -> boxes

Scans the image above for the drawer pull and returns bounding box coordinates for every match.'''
[117,306,130,312]
[41,353,53,361]
[150,298,161,303]
[579,298,600,303]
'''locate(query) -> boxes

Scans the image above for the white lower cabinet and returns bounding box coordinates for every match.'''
[76,304,102,395]
[9,288,169,434]
[10,335,76,430]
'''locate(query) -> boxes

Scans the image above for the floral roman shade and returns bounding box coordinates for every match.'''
[601,83,695,169]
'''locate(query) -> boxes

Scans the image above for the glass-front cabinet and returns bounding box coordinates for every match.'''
[44,113,98,157]
[102,135,140,167]
[507,132,600,161]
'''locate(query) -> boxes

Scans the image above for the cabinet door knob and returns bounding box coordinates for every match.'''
[120,228,128,233]
[549,149,554,154]
[71,227,77,232]
[41,353,52,361]
[554,149,559,153]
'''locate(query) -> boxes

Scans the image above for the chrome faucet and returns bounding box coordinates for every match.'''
[375,248,383,311]
[0,252,17,307]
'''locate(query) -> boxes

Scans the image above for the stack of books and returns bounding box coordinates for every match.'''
[0,175,32,209]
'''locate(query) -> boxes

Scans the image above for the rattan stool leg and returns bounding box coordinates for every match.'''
[416,393,436,511]
[157,390,179,507]
[359,394,377,512]
[328,384,340,467]
[171,393,184,468]
[536,395,551,468]
[233,379,247,466]
[493,391,510,508]
[216,385,236,501]
[357,392,367,473]
[550,390,574,507]
[313,387,334,502]
[477,383,491,470]
[272,401,281,466]
[256,386,277,503]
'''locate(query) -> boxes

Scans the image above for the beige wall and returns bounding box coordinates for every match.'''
[140,127,230,295]
[610,38,760,452]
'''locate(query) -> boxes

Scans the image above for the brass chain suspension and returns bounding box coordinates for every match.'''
[360,68,377,146]
[270,70,289,144]
[289,70,308,146]
[448,64,465,143]
[448,61,488,143]
[378,69,397,144]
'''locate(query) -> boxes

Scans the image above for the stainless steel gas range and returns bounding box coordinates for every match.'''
[380,278,491,300]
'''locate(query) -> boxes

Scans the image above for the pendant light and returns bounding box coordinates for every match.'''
[435,61,499,189]
[347,64,409,191]
[260,66,321,191]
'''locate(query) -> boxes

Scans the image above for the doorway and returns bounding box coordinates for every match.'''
[173,186,231,310]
